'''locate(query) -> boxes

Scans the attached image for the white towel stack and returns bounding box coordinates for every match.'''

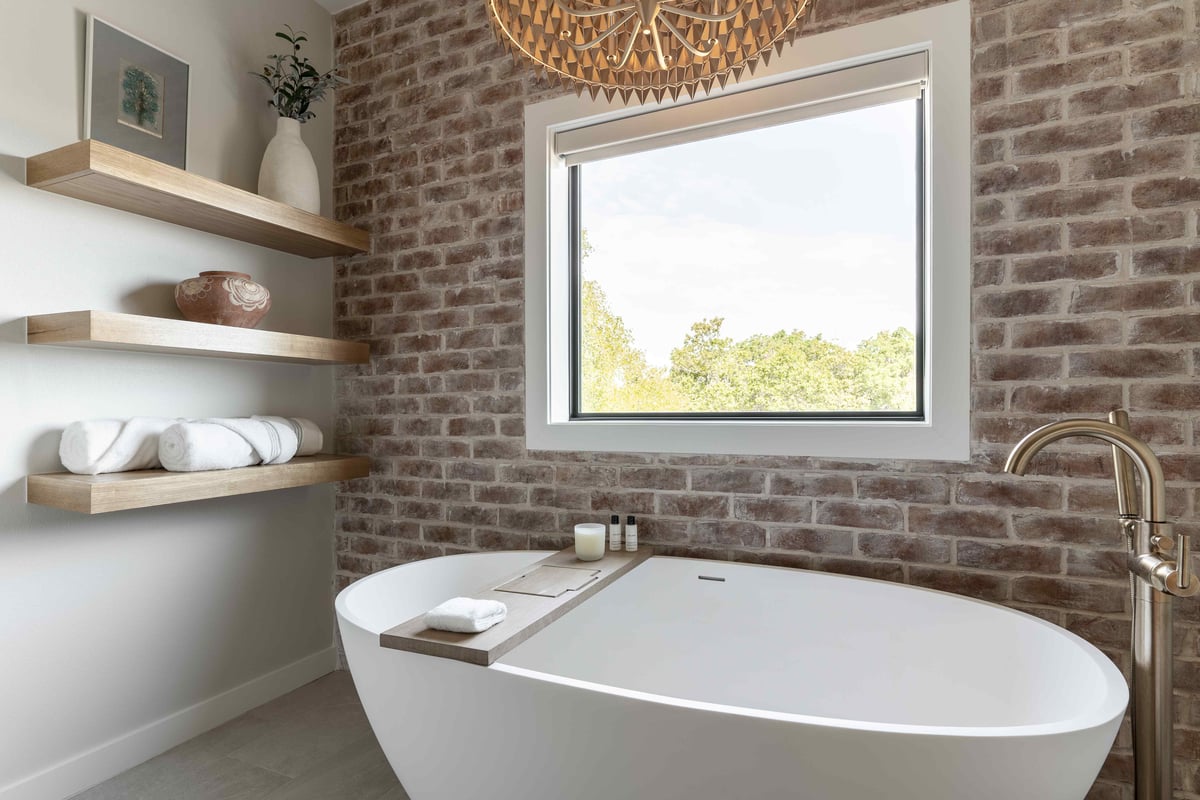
[424,597,508,633]
[58,416,324,475]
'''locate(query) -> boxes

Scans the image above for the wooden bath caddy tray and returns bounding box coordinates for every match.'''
[380,547,652,666]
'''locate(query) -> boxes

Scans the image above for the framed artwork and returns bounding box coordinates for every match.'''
[85,16,190,169]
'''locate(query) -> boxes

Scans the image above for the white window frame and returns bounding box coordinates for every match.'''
[524,0,971,460]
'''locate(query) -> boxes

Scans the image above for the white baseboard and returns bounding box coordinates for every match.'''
[0,647,338,800]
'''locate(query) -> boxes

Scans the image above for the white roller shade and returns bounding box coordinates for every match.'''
[557,52,927,166]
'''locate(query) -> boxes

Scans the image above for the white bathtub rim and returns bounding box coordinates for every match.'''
[336,551,1128,741]
[488,660,1122,741]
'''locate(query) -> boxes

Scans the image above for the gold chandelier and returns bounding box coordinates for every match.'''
[487,0,815,104]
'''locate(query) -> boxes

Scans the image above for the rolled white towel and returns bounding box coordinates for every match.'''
[296,416,323,456]
[59,418,178,475]
[213,416,299,465]
[252,415,323,457]
[158,417,319,472]
[424,597,508,634]
[159,422,258,472]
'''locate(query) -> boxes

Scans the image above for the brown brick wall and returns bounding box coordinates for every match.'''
[332,1,1200,796]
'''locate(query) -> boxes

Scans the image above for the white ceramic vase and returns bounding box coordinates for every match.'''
[258,117,320,214]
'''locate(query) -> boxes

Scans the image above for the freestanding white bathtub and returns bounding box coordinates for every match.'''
[336,551,1127,800]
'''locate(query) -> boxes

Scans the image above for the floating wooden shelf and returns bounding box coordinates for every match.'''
[25,140,369,258]
[27,311,369,366]
[27,455,370,514]
[381,547,653,666]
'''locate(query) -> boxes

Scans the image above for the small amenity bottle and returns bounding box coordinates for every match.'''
[624,515,638,552]
[575,523,606,561]
[609,514,622,551]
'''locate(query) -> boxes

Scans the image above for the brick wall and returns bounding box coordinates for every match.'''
[331,1,1200,796]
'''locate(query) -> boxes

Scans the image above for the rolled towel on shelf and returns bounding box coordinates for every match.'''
[424,597,508,634]
[294,417,323,456]
[158,417,323,472]
[59,418,178,475]
[254,415,323,457]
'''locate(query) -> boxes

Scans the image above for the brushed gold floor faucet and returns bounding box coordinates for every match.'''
[1005,410,1196,800]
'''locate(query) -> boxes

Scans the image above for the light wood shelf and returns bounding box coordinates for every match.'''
[25,140,369,258]
[27,455,370,514]
[27,311,369,365]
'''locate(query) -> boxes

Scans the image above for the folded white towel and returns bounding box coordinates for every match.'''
[158,417,322,472]
[59,418,178,475]
[424,597,508,634]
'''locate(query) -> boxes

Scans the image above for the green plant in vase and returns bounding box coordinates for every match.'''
[252,26,347,213]
[253,26,347,122]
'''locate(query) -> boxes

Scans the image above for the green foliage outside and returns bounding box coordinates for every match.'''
[580,279,690,412]
[121,67,160,128]
[579,232,917,414]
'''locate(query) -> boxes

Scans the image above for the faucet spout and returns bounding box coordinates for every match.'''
[1003,418,1167,523]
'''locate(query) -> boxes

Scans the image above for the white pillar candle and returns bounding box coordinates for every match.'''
[574,523,606,561]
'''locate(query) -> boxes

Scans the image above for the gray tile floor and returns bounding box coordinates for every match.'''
[70,671,407,800]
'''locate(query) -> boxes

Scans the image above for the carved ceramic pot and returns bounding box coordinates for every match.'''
[175,271,271,328]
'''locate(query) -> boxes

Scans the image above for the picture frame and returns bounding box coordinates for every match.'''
[85,16,190,169]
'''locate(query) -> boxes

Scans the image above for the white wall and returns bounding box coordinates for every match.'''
[0,2,341,798]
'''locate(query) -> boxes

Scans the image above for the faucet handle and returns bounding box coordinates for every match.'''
[1153,521,1196,596]
[1106,409,1195,596]
[1133,521,1199,597]
[1173,531,1195,595]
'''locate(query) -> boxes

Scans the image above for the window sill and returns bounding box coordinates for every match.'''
[526,416,969,461]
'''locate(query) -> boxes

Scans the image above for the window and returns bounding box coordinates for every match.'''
[572,76,922,419]
[524,1,970,459]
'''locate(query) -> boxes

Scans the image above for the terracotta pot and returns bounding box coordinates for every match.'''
[175,271,271,328]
